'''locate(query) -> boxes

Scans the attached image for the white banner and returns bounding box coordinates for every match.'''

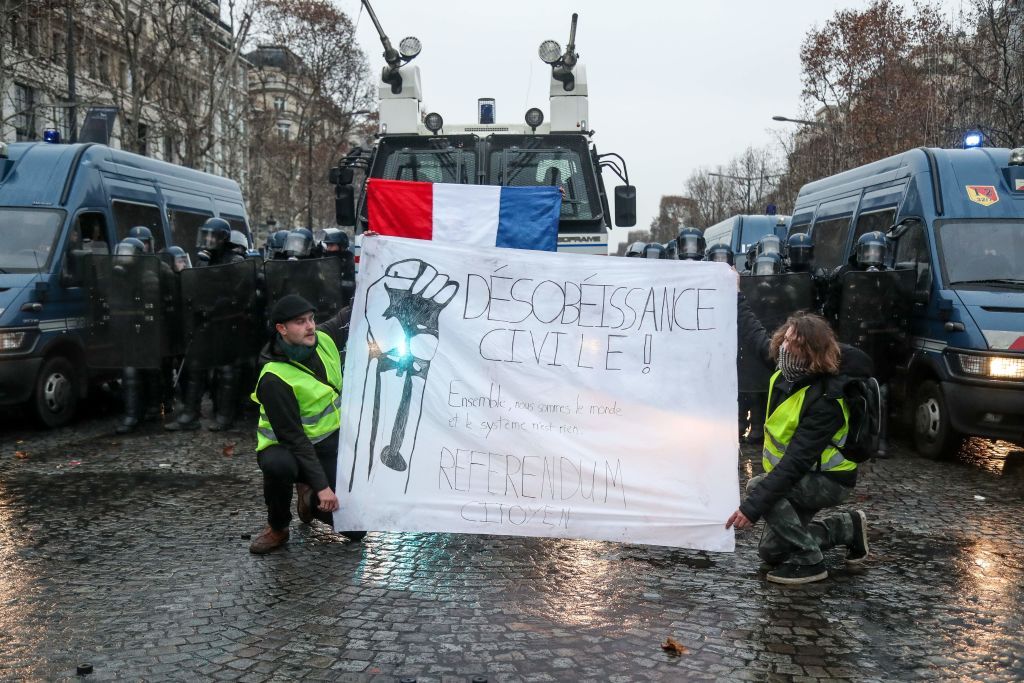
[335,236,739,551]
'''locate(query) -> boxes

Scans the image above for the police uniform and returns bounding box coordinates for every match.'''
[248,294,364,554]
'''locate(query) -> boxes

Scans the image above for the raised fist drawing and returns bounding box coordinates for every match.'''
[350,259,459,492]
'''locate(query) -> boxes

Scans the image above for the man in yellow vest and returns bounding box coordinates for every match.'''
[726,296,870,585]
[249,294,365,554]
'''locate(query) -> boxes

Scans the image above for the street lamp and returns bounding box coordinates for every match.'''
[772,115,827,128]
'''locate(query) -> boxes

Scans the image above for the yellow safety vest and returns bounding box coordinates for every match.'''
[252,331,342,452]
[762,370,854,473]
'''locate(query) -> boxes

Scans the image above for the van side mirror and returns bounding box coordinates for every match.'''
[888,217,922,240]
[614,185,636,227]
[335,184,356,227]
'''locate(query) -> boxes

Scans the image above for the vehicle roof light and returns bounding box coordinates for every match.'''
[43,128,61,144]
[538,40,561,64]
[525,107,544,132]
[399,36,421,60]
[1009,148,1024,166]
[424,112,443,134]
[963,130,983,149]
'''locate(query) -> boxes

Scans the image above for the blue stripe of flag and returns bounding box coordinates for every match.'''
[495,186,560,251]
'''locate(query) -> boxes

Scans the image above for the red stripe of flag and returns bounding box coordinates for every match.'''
[366,178,433,240]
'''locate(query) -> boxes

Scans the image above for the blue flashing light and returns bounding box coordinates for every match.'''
[764,203,777,216]
[42,128,61,144]
[963,130,983,149]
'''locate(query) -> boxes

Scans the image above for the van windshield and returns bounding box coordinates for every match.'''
[937,220,1024,286]
[0,208,65,273]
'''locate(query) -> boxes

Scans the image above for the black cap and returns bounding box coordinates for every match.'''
[270,294,315,325]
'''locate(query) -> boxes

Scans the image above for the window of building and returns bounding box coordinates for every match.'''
[97,51,110,84]
[136,122,148,156]
[163,136,176,163]
[112,201,165,251]
[119,61,129,90]
[25,18,39,56]
[51,31,63,63]
[277,122,291,140]
[13,83,36,141]
[273,96,286,112]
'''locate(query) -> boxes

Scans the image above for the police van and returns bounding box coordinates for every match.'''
[0,141,249,427]
[702,214,791,263]
[332,8,636,257]
[793,146,1024,457]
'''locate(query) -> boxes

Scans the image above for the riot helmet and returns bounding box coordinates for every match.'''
[267,230,290,260]
[787,233,814,272]
[705,243,734,265]
[283,228,314,260]
[196,217,231,251]
[165,245,192,272]
[676,227,706,261]
[322,228,351,254]
[625,241,646,257]
[127,226,154,253]
[641,243,668,259]
[855,231,888,270]
[228,230,249,255]
[114,237,146,270]
[752,252,782,276]
[664,240,679,260]
[756,234,783,258]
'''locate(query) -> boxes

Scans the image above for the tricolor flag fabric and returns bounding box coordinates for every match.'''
[366,178,561,252]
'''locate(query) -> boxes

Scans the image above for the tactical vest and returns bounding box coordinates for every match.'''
[253,331,342,452]
[762,371,854,473]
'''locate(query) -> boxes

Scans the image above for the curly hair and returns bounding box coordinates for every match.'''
[768,311,841,375]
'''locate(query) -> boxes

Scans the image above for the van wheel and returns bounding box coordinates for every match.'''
[913,380,961,459]
[33,356,78,428]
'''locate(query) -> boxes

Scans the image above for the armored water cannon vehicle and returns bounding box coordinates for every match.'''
[331,4,636,255]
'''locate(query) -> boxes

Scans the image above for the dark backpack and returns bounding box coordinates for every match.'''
[804,344,883,463]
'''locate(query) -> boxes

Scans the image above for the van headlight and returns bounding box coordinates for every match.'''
[953,352,1024,380]
[0,331,28,352]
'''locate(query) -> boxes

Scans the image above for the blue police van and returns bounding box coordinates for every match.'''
[792,146,1024,457]
[702,214,791,263]
[0,141,249,427]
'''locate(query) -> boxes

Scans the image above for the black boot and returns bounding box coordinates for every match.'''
[208,364,238,432]
[117,367,142,434]
[165,368,203,431]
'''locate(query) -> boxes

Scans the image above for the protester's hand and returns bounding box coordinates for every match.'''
[317,487,340,513]
[363,230,379,238]
[725,509,752,530]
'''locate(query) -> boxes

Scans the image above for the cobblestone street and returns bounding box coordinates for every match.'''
[0,407,1022,682]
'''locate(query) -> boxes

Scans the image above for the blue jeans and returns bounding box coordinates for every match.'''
[745,472,855,566]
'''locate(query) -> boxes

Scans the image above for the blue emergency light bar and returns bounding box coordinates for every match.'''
[963,130,983,149]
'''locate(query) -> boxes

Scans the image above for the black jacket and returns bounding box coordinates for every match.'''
[737,294,856,522]
[255,307,351,491]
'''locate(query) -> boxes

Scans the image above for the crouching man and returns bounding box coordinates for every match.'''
[249,294,366,554]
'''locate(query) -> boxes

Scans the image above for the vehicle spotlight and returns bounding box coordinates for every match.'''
[538,40,562,64]
[525,107,544,132]
[1009,148,1024,166]
[43,127,61,144]
[424,112,443,134]
[399,36,421,60]
[963,130,984,149]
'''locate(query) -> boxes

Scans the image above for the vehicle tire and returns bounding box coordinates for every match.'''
[913,380,961,460]
[33,356,78,428]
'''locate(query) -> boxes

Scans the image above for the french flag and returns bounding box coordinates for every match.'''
[366,178,560,252]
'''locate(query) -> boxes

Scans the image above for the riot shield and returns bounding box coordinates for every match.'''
[264,257,344,322]
[836,269,915,379]
[84,254,166,369]
[179,260,259,367]
[738,272,816,392]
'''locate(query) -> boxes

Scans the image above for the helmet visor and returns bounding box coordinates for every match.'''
[758,236,781,256]
[173,253,192,272]
[857,243,885,267]
[678,234,703,257]
[283,233,311,258]
[197,228,223,250]
[708,250,732,264]
[753,257,779,276]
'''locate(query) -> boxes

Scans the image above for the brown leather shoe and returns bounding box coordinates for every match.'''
[248,526,289,554]
[296,483,313,524]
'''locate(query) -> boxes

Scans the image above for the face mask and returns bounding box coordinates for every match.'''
[278,334,318,363]
[777,343,809,383]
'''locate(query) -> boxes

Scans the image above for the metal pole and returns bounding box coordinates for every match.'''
[66,0,77,142]
[306,126,313,229]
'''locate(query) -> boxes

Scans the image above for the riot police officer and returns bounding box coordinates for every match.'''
[266,230,290,260]
[705,243,734,265]
[196,217,244,266]
[641,243,668,259]
[752,251,783,276]
[677,227,706,261]
[228,230,250,259]
[786,233,814,273]
[853,231,888,272]
[625,241,646,257]
[756,234,783,259]
[165,246,192,272]
[283,228,315,260]
[664,240,679,260]
[113,237,161,434]
[322,229,356,305]
[128,225,154,253]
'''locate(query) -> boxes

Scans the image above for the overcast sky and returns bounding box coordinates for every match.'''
[336,0,960,252]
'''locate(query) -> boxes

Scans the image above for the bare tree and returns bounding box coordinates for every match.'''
[648,195,696,243]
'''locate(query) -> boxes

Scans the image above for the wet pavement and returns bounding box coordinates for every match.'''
[0,406,1022,682]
